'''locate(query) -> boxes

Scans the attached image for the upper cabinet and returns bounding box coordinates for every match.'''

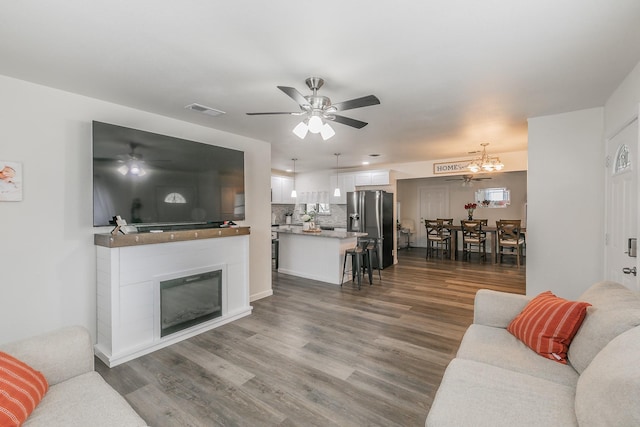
[271,175,294,204]
[273,169,390,205]
[329,174,355,204]
[353,170,390,186]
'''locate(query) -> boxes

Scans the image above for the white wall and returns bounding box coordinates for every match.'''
[527,108,604,299]
[605,61,640,134]
[0,75,272,345]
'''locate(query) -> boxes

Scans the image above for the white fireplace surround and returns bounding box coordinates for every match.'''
[94,230,251,367]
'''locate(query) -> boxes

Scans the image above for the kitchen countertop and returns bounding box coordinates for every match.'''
[272,224,347,229]
[275,226,366,239]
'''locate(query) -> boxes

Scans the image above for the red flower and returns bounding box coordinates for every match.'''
[464,203,477,210]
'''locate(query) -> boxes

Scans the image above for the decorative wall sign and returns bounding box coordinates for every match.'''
[433,159,472,175]
[0,161,22,201]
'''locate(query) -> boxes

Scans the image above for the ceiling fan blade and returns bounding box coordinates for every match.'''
[330,114,368,129]
[278,86,310,107]
[246,112,301,116]
[332,95,380,112]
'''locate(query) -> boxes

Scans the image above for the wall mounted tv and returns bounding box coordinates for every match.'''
[92,121,245,228]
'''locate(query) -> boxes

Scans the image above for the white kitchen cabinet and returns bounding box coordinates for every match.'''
[342,174,356,195]
[271,176,294,204]
[329,174,356,204]
[281,177,294,203]
[371,170,390,185]
[353,170,390,186]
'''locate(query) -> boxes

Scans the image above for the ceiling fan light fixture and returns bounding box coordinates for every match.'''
[118,161,146,176]
[129,163,142,175]
[321,123,335,140]
[292,121,308,139]
[308,115,323,134]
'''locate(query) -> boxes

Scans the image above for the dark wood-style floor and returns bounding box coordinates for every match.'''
[97,248,525,427]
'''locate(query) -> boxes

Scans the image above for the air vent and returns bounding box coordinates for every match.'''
[185,103,226,117]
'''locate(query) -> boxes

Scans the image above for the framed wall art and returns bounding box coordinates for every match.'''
[0,161,23,201]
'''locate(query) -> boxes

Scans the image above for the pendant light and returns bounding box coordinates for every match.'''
[290,158,297,198]
[333,153,341,197]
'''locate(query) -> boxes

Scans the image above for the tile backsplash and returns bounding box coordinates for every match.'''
[272,204,347,227]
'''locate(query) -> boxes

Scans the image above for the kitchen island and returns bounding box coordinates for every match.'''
[275,226,367,285]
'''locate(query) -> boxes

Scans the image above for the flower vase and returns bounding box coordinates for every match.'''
[303,222,311,231]
[468,210,474,220]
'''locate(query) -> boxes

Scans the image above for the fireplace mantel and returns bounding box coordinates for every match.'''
[94,226,250,248]
[94,227,252,367]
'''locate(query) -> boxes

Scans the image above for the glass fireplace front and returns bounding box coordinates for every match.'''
[160,269,222,337]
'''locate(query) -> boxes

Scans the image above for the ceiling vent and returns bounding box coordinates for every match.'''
[185,103,226,117]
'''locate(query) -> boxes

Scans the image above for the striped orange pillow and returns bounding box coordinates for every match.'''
[507,291,591,364]
[0,352,48,426]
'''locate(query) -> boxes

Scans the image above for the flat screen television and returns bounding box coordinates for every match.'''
[92,121,245,228]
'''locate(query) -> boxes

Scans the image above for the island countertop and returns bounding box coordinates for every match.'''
[275,226,367,239]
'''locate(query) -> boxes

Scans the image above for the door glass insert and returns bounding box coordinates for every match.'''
[614,144,631,174]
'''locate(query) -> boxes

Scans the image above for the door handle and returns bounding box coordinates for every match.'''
[622,267,637,276]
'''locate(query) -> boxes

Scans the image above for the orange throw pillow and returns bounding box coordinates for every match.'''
[0,352,48,427]
[507,291,591,364]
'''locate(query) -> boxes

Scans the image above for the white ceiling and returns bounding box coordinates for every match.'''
[1,1,640,173]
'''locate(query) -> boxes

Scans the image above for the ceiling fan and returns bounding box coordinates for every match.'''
[445,174,492,186]
[246,77,380,140]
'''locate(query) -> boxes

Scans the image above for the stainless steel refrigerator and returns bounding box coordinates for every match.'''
[347,190,394,269]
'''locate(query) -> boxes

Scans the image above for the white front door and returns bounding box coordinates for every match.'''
[418,186,449,246]
[605,117,639,291]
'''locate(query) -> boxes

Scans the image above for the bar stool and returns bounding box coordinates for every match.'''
[341,240,372,289]
[364,238,382,282]
[271,238,279,270]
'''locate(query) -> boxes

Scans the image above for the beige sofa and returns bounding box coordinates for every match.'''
[426,281,640,427]
[0,326,148,427]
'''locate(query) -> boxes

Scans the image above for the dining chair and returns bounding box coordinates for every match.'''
[460,220,487,262]
[496,220,525,266]
[437,218,454,238]
[474,218,489,240]
[425,219,451,259]
[501,218,526,257]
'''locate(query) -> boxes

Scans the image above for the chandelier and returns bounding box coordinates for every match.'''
[467,143,504,173]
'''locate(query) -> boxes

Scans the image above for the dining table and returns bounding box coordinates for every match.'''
[447,224,526,263]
